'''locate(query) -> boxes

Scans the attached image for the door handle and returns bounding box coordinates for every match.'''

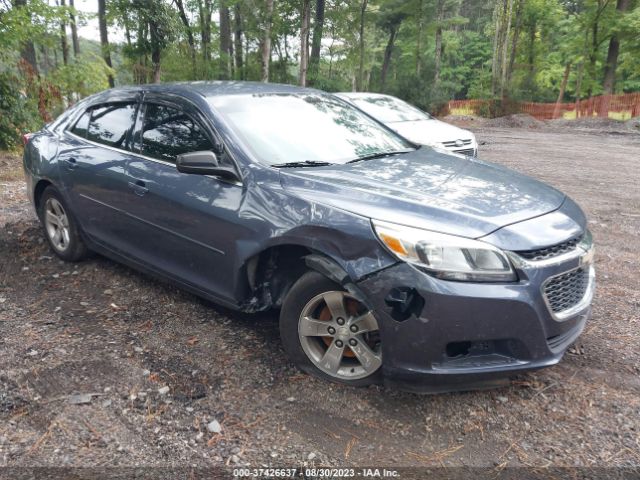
[128,180,149,197]
[65,157,78,170]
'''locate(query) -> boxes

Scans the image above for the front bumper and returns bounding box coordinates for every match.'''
[356,254,594,393]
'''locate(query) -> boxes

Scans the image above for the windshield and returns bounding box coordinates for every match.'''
[348,95,433,123]
[209,93,413,166]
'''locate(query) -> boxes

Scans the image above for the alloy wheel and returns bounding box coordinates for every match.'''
[44,197,71,253]
[298,290,382,381]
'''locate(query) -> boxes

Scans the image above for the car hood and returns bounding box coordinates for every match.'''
[389,119,474,145]
[279,148,566,240]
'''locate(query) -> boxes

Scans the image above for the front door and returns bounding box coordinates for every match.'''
[123,100,245,301]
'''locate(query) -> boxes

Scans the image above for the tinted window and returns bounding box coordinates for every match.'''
[87,103,137,148]
[141,104,213,163]
[70,110,91,138]
[209,93,412,166]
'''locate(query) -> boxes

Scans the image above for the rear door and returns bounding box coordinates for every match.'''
[58,98,139,253]
[123,96,245,301]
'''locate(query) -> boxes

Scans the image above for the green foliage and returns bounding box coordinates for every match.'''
[49,54,114,99]
[0,0,638,139]
[0,73,42,150]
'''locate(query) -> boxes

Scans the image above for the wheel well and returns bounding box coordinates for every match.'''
[33,180,53,211]
[242,245,313,312]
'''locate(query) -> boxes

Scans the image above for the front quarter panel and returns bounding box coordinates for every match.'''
[234,167,398,284]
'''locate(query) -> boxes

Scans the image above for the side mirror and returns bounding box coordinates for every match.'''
[176,151,239,181]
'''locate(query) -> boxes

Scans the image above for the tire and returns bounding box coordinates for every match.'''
[38,186,89,262]
[280,271,382,386]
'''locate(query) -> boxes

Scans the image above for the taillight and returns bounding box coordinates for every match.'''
[22,133,33,147]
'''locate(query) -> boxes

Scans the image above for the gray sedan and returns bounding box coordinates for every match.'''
[23,81,594,392]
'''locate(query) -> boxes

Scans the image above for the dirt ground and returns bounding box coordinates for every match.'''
[0,123,639,475]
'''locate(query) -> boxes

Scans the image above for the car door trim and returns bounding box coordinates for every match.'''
[65,130,242,187]
[78,193,226,256]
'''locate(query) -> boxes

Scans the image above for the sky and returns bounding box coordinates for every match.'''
[73,0,126,43]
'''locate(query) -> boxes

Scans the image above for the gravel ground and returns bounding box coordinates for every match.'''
[0,125,639,475]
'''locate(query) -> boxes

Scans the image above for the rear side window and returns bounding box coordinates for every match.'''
[86,103,137,149]
[141,103,213,163]
[70,110,91,138]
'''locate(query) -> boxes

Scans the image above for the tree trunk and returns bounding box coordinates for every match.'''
[380,25,398,91]
[60,0,69,66]
[234,4,244,80]
[415,0,423,76]
[506,0,523,86]
[174,0,196,75]
[434,26,442,84]
[97,0,114,87]
[499,0,514,97]
[219,1,232,79]
[574,62,584,118]
[261,0,274,82]
[199,0,213,63]
[602,0,631,94]
[12,0,38,74]
[553,62,571,119]
[308,0,325,85]
[490,0,502,97]
[434,0,445,84]
[69,0,80,57]
[149,18,161,83]
[298,0,311,86]
[357,0,368,91]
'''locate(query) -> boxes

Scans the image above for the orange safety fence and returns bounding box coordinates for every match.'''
[445,92,640,120]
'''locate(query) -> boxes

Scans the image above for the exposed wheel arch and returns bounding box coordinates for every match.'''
[240,245,373,314]
[33,179,53,211]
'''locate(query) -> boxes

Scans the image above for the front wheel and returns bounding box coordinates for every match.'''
[280,271,382,386]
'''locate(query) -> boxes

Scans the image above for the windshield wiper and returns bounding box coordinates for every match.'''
[272,160,334,168]
[347,150,413,164]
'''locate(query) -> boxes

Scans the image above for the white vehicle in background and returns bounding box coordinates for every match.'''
[335,92,478,157]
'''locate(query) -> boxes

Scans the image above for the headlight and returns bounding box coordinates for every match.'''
[373,220,517,282]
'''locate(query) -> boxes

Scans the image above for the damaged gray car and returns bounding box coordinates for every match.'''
[23,82,595,392]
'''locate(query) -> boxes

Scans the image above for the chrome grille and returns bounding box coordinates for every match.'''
[516,235,582,261]
[453,148,475,156]
[543,267,589,314]
[442,139,472,148]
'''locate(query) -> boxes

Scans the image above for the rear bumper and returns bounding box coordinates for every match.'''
[356,257,593,393]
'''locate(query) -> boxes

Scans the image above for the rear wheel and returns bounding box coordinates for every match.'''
[38,186,89,262]
[280,271,382,386]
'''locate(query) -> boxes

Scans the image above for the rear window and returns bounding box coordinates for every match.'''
[85,103,137,148]
[70,110,91,138]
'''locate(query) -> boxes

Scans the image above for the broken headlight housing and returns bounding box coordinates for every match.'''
[373,220,517,282]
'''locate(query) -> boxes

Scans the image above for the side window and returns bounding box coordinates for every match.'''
[70,110,91,138]
[87,103,137,149]
[141,103,214,163]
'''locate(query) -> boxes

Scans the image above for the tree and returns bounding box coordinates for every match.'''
[59,0,69,65]
[308,0,325,85]
[174,0,196,75]
[69,0,80,57]
[261,0,274,82]
[219,0,232,79]
[98,0,114,87]
[378,1,407,91]
[602,0,632,94]
[357,0,368,91]
[234,3,244,80]
[298,0,311,86]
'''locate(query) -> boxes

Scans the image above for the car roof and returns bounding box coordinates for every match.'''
[104,81,315,99]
